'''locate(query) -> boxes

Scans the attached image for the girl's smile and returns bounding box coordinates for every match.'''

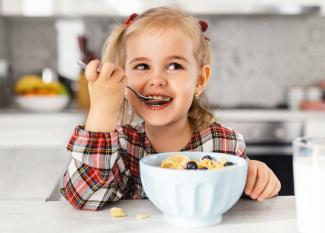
[143,92,173,110]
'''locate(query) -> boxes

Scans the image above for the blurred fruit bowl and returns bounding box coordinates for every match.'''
[15,95,69,112]
[14,74,71,112]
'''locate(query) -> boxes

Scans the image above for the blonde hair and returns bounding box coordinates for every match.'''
[101,6,214,131]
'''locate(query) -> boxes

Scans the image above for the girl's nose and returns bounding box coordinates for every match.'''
[149,75,167,87]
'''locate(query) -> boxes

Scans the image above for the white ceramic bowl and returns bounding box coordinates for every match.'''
[140,152,248,228]
[15,95,69,112]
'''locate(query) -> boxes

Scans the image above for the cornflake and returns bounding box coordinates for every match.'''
[109,207,127,217]
[135,213,149,219]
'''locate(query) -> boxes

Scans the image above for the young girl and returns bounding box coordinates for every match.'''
[61,6,281,210]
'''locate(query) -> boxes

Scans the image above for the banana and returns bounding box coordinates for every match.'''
[15,75,68,95]
[15,75,44,94]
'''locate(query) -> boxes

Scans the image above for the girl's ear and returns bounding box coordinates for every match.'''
[196,65,211,96]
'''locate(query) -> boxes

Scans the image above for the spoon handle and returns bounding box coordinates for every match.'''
[77,60,101,73]
[77,60,87,69]
[126,86,156,101]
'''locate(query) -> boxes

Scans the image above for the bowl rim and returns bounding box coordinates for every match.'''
[140,151,247,173]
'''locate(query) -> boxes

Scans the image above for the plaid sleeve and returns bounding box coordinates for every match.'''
[200,122,248,159]
[233,130,248,159]
[60,126,129,210]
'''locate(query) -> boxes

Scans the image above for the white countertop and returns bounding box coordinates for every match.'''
[0,109,304,232]
[0,111,85,147]
[2,108,325,120]
[213,109,325,121]
[0,147,70,200]
[0,197,298,233]
[1,109,324,148]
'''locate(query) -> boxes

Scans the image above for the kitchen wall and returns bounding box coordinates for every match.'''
[1,15,325,107]
[0,17,7,58]
[2,17,57,78]
[207,15,325,107]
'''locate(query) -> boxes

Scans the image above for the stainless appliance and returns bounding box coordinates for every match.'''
[0,59,10,107]
[220,120,303,196]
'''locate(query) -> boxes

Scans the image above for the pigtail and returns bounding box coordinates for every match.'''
[101,24,126,67]
[188,95,214,132]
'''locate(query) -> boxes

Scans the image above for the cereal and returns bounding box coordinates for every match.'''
[160,154,235,170]
[109,207,127,217]
[160,154,189,169]
[135,213,149,219]
[218,158,228,166]
[197,159,223,170]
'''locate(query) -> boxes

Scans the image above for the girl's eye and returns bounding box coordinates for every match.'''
[135,63,149,70]
[168,63,183,70]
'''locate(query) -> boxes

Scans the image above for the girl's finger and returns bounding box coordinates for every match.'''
[250,164,269,199]
[111,67,125,82]
[271,179,281,197]
[96,63,103,73]
[98,62,116,82]
[256,170,276,201]
[244,161,258,196]
[267,170,281,198]
[85,60,101,82]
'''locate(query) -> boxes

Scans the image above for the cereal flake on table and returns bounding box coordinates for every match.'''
[109,207,127,217]
[135,213,149,219]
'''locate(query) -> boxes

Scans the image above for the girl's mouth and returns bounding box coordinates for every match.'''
[144,95,173,108]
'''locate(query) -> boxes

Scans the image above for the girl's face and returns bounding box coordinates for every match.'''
[125,28,205,127]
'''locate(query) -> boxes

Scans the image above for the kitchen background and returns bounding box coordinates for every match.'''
[0,0,325,201]
[0,0,325,108]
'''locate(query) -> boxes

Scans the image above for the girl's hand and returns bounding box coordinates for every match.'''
[85,60,126,115]
[84,60,126,132]
[244,160,281,201]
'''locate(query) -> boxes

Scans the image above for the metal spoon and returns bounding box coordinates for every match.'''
[125,86,158,102]
[77,60,157,102]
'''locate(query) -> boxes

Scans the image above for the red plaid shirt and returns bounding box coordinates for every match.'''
[60,122,247,210]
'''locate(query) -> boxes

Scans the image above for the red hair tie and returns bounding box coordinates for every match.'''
[124,13,138,26]
[199,20,209,41]
[199,20,208,32]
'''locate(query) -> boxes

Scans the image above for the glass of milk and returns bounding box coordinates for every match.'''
[293,137,325,233]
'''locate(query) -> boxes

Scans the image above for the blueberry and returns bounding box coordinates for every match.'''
[201,155,212,161]
[186,161,198,170]
[224,161,234,166]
